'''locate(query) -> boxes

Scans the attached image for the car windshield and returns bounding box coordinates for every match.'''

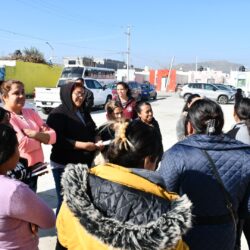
[61,67,84,78]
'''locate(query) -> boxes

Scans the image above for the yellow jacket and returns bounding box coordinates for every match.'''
[57,163,192,250]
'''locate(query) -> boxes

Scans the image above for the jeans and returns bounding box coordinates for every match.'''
[51,161,65,216]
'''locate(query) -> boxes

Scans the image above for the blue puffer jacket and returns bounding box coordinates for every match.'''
[159,134,250,250]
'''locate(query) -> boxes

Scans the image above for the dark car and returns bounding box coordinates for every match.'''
[109,81,142,101]
[141,84,157,100]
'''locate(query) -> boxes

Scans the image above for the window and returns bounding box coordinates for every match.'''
[93,80,103,89]
[204,84,215,90]
[85,80,95,89]
[190,83,202,89]
[61,67,84,78]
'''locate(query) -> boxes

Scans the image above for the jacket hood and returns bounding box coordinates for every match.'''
[179,134,250,151]
[60,82,76,112]
[62,163,192,250]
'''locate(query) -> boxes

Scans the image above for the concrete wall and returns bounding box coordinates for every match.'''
[5,61,62,95]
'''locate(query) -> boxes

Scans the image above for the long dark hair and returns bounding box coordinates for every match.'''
[234,97,250,135]
[116,82,132,98]
[107,121,162,168]
[187,98,224,135]
[182,94,200,112]
[0,124,18,165]
[0,107,10,122]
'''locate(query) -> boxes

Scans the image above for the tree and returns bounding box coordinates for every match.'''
[22,47,47,64]
[2,47,48,64]
[198,66,204,72]
[9,50,22,60]
[239,65,245,72]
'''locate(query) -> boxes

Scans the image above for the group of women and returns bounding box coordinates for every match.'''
[0,79,250,250]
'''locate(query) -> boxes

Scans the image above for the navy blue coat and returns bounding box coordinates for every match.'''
[159,134,250,250]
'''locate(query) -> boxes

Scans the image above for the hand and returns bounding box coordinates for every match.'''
[95,140,104,151]
[85,142,97,151]
[40,124,50,132]
[23,129,37,138]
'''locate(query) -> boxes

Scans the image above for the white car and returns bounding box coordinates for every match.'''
[35,78,112,114]
[180,83,235,104]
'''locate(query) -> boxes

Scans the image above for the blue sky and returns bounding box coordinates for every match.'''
[1,0,250,69]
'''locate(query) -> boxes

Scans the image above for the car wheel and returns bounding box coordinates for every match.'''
[184,94,191,102]
[218,95,228,104]
[153,93,157,100]
[41,107,52,114]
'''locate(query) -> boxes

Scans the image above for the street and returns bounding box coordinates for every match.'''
[37,92,247,249]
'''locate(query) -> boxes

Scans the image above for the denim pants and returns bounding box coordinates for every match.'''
[51,161,65,216]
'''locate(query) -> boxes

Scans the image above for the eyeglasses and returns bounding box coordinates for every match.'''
[73,92,85,97]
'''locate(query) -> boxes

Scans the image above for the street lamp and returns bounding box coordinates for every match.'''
[45,42,54,63]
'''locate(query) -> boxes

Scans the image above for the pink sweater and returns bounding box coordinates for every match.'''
[9,108,56,166]
[0,175,55,250]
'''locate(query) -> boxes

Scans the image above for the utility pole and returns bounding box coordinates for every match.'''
[125,26,131,82]
[166,56,175,91]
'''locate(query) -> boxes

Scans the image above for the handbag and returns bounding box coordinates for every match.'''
[202,150,237,231]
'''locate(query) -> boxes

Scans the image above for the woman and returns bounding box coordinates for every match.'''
[114,81,137,120]
[159,98,250,250]
[93,100,124,166]
[227,97,250,248]
[176,94,201,141]
[135,101,162,136]
[56,121,192,250]
[47,81,102,215]
[227,97,250,144]
[134,101,163,166]
[0,106,32,181]
[0,124,55,250]
[97,100,124,141]
[0,79,56,192]
[234,88,243,106]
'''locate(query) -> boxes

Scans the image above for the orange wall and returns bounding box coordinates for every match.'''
[149,69,176,91]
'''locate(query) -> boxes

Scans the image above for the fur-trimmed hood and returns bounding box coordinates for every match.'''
[61,164,192,250]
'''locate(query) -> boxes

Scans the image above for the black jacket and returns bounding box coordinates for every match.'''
[47,82,96,166]
[83,87,94,112]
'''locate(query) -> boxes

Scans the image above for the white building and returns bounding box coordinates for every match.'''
[116,68,149,83]
[228,71,250,96]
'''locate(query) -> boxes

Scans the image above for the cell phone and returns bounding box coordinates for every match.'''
[102,140,111,146]
[30,162,48,173]
[31,168,49,177]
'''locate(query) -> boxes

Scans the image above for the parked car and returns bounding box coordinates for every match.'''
[35,78,112,114]
[175,83,187,92]
[180,83,235,104]
[141,84,157,100]
[110,81,142,101]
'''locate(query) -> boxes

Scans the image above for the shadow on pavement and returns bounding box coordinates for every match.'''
[38,188,57,210]
[38,188,57,238]
[39,227,56,238]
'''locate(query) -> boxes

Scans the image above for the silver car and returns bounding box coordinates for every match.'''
[180,83,235,104]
